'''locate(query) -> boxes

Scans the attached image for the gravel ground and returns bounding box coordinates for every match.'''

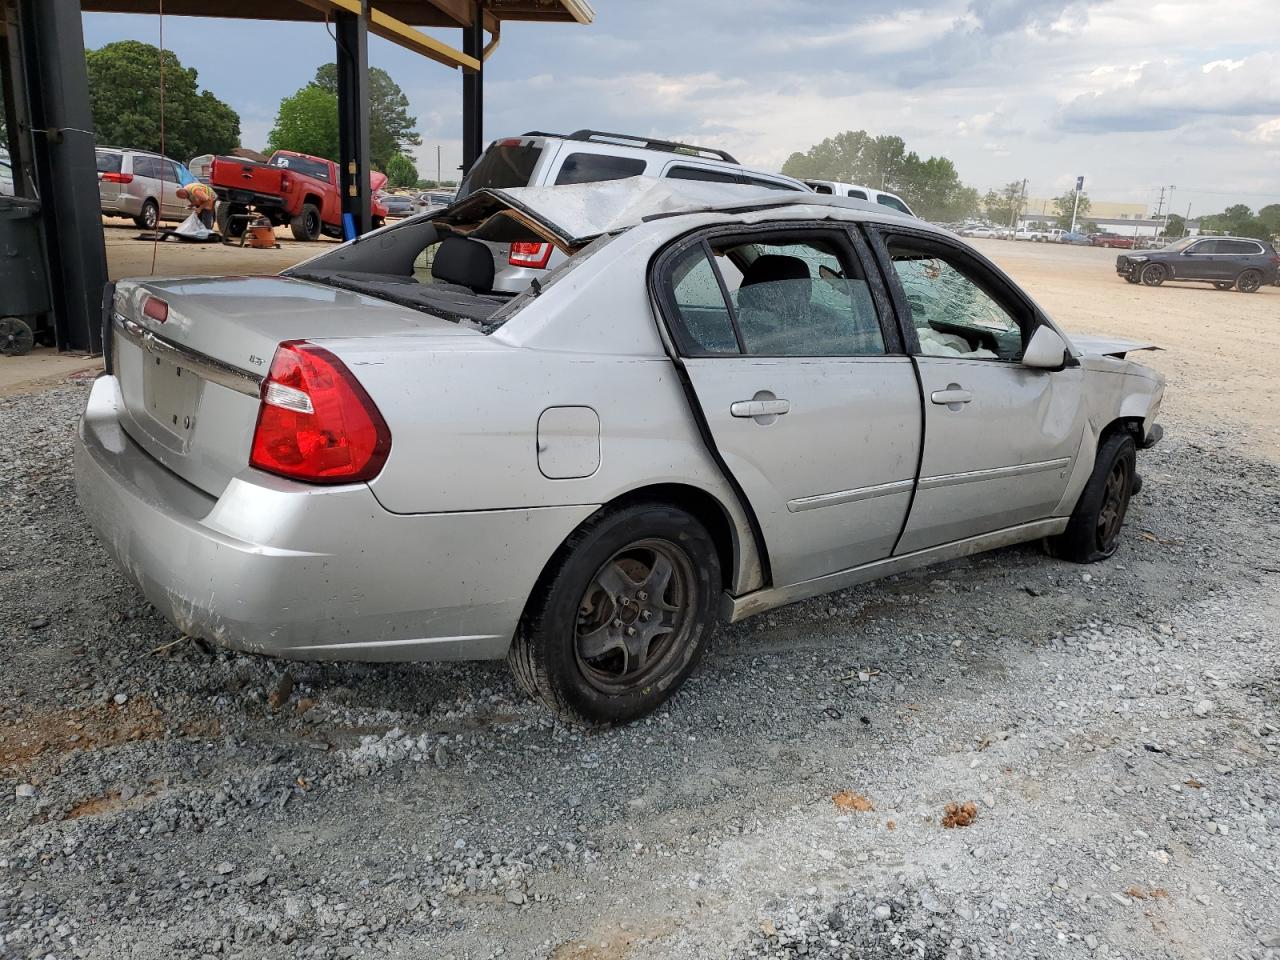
[3,378,1279,960]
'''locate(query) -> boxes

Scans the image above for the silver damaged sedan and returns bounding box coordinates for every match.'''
[76,179,1166,724]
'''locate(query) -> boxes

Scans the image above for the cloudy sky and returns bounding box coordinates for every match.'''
[83,0,1280,217]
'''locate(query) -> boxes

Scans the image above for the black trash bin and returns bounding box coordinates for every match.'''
[0,196,51,356]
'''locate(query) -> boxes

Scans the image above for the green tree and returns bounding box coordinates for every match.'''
[984,182,1027,225]
[86,40,239,161]
[312,64,420,169]
[1051,189,1091,230]
[1200,203,1273,240]
[384,151,417,188]
[1255,203,1280,240]
[1163,213,1186,238]
[782,129,980,221]
[267,85,339,161]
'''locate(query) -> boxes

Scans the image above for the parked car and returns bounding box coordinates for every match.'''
[413,191,455,214]
[95,148,193,230]
[1059,231,1092,245]
[379,193,416,219]
[1116,235,1280,292]
[456,129,809,292]
[209,150,388,241]
[1092,233,1135,249]
[77,179,1165,725]
[802,179,916,217]
[960,225,1003,239]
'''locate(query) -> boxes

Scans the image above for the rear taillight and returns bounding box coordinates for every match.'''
[249,341,391,484]
[100,172,133,184]
[280,173,291,192]
[141,295,169,323]
[509,241,553,269]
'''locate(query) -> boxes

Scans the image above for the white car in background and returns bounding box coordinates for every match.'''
[803,179,916,217]
[961,225,1005,239]
[455,129,809,292]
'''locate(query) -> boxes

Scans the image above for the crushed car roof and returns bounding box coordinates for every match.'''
[437,177,884,247]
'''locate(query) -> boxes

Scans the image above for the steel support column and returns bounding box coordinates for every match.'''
[18,0,105,352]
[335,1,371,236]
[461,2,483,173]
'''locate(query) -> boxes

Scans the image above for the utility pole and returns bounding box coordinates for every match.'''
[1069,176,1084,233]
[436,144,441,186]
[1164,185,1175,237]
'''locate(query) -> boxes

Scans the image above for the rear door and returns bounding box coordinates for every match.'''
[866,226,1085,553]
[1178,239,1224,279]
[654,224,922,586]
[160,160,186,218]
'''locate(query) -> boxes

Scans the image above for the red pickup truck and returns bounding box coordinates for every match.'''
[210,150,388,241]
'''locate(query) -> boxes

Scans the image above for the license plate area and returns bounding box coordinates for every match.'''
[144,354,201,442]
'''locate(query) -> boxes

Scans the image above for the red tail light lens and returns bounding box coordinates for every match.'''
[280,173,291,192]
[100,172,134,184]
[141,296,169,323]
[249,341,391,484]
[509,241,553,269]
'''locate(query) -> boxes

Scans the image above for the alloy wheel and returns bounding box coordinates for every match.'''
[1238,271,1261,293]
[1096,457,1130,552]
[574,538,697,694]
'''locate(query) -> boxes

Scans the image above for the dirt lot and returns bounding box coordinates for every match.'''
[2,236,1278,960]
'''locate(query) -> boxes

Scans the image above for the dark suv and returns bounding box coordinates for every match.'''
[1117,236,1280,293]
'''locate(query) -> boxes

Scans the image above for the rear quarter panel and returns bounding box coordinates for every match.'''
[329,228,765,594]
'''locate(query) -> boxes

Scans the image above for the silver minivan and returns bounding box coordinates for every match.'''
[454,130,811,292]
[96,148,188,230]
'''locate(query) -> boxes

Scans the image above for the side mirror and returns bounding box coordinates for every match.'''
[1023,325,1069,370]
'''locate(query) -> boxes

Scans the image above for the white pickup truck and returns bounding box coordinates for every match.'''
[1016,227,1065,243]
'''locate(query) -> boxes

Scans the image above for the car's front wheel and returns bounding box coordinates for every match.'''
[1048,432,1136,563]
[508,502,721,725]
[1236,269,1263,293]
[1214,281,1233,290]
[1140,263,1165,286]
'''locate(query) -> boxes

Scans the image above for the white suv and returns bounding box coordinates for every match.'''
[456,130,810,292]
[803,179,916,218]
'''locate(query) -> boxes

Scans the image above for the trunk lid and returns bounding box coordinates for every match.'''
[111,275,481,497]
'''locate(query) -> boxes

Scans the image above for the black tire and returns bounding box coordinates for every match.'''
[371,216,385,231]
[216,202,248,238]
[508,502,721,725]
[1124,272,1140,284]
[133,199,159,231]
[1048,432,1137,563]
[0,316,35,356]
[1140,263,1165,286]
[1214,281,1233,290]
[290,203,322,241]
[1236,270,1262,293]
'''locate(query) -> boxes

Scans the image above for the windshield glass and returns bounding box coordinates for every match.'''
[1162,236,1196,251]
[269,152,330,182]
[457,143,542,199]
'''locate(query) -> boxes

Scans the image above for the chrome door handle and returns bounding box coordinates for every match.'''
[731,398,790,418]
[930,387,972,406]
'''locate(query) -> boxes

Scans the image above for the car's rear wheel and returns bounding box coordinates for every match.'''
[508,502,720,725]
[1140,263,1165,286]
[1236,269,1262,293]
[1214,281,1233,290]
[133,199,159,231]
[1048,432,1136,563]
[290,203,322,242]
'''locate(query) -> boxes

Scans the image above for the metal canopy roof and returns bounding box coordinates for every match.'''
[79,0,593,69]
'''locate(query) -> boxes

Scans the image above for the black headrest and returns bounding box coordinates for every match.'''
[431,236,495,292]
[741,254,809,288]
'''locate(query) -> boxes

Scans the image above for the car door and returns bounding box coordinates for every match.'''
[160,160,186,218]
[1177,239,1224,279]
[866,226,1086,553]
[654,225,922,586]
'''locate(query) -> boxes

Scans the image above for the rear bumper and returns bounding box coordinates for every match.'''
[74,375,593,662]
[100,194,143,218]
